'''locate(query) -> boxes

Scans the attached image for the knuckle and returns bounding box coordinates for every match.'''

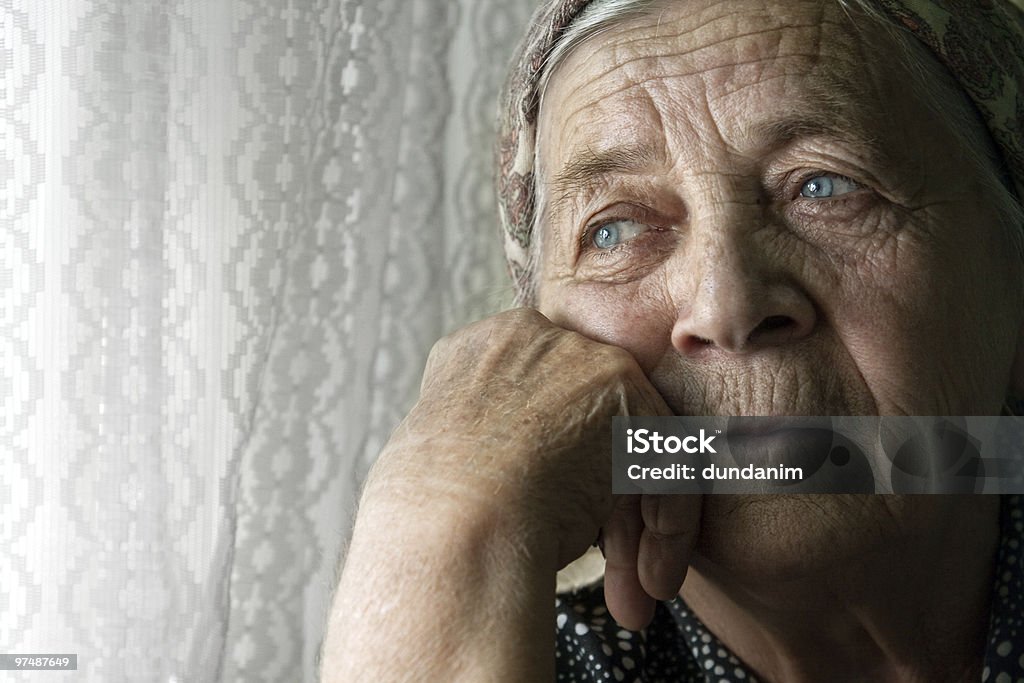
[476,307,547,336]
[463,308,548,342]
[641,495,666,534]
[424,335,452,371]
[502,307,548,325]
[595,343,641,377]
[641,495,691,537]
[641,529,680,549]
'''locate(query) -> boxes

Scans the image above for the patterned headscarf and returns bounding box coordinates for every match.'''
[495,0,1024,297]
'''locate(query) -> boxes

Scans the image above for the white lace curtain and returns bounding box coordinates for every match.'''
[2,1,534,680]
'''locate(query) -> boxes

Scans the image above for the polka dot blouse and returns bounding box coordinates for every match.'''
[555,495,1024,682]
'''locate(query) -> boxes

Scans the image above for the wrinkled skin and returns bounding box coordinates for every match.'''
[530,0,1024,678]
[322,0,1024,680]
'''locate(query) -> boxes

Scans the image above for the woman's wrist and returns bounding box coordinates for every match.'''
[322,473,558,681]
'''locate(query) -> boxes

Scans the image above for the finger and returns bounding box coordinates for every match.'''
[602,495,656,631]
[638,494,703,601]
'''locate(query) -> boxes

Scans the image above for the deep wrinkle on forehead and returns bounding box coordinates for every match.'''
[546,1,847,120]
[537,0,901,231]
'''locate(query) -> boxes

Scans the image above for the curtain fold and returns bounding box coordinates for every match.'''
[2,0,534,680]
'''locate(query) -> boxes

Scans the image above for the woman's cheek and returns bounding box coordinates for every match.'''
[542,282,674,373]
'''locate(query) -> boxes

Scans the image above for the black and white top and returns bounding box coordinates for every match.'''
[555,495,1024,682]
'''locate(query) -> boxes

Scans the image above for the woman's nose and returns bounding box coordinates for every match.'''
[669,232,817,356]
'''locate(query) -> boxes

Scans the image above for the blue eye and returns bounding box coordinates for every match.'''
[799,174,860,199]
[591,220,649,249]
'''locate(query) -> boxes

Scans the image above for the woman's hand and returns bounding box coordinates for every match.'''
[322,309,702,680]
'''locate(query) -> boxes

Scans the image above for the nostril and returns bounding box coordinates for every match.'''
[761,315,792,331]
[748,315,795,343]
[673,296,816,354]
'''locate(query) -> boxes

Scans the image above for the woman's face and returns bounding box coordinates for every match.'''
[536,0,1024,420]
[534,0,1024,570]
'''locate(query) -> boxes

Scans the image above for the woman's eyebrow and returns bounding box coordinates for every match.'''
[546,143,663,219]
[544,109,889,221]
[752,106,891,164]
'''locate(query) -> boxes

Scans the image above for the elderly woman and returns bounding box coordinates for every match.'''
[321,0,1024,680]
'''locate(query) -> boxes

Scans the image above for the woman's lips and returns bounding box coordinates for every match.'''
[725,417,836,470]
[725,416,835,436]
[726,416,794,438]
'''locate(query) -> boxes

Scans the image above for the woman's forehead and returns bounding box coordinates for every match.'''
[564,0,847,69]
[537,0,897,186]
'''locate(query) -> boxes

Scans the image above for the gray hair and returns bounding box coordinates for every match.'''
[524,0,1024,303]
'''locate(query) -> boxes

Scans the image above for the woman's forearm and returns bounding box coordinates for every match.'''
[319,477,558,681]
